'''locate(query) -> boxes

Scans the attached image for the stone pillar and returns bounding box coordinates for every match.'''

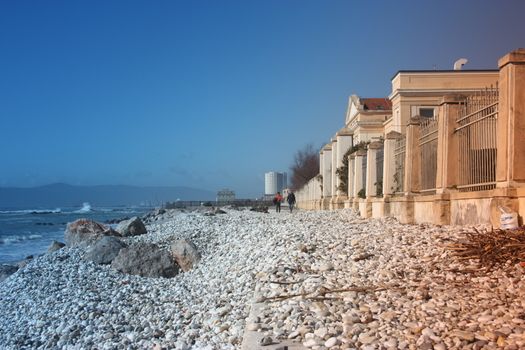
[404,116,421,195]
[321,144,332,209]
[496,49,525,188]
[353,150,366,198]
[365,142,382,198]
[383,131,402,197]
[348,154,355,199]
[335,129,353,201]
[330,137,338,209]
[436,95,463,194]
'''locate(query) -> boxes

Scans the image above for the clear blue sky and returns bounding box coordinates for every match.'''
[1,0,524,198]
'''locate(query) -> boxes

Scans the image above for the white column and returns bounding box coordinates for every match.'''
[330,138,338,198]
[353,150,366,198]
[383,131,401,197]
[348,155,355,198]
[366,142,382,198]
[336,129,353,197]
[322,145,332,198]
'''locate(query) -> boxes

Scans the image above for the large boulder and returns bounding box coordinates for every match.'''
[116,217,147,237]
[171,239,201,272]
[111,243,179,278]
[0,264,18,283]
[85,236,127,265]
[64,219,118,247]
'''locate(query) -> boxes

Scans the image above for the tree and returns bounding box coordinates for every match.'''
[290,144,320,190]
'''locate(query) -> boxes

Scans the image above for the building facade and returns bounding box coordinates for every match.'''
[295,49,525,228]
[265,171,287,195]
[216,189,235,204]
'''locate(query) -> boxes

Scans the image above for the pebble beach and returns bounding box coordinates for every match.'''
[1,208,525,350]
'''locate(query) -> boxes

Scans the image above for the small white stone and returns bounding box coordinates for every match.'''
[324,337,338,347]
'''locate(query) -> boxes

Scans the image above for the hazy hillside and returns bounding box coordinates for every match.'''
[0,183,215,208]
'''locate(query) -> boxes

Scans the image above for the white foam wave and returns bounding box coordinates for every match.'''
[74,202,92,213]
[0,234,43,245]
[0,208,62,215]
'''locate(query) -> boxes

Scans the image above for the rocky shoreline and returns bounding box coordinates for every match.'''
[1,208,524,349]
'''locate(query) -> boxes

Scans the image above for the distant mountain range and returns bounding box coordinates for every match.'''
[0,183,215,208]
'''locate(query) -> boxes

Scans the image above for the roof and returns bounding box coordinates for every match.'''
[361,98,392,111]
[391,69,498,81]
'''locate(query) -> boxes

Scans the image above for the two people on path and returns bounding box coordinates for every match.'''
[273,192,283,212]
[287,191,296,213]
[273,191,296,213]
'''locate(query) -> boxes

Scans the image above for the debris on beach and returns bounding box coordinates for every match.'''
[446,226,525,270]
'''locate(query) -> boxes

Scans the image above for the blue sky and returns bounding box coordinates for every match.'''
[1,0,524,198]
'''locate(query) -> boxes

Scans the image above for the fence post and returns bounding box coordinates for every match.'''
[496,49,525,187]
[330,137,338,209]
[335,129,353,207]
[436,95,464,193]
[321,144,332,209]
[353,150,366,199]
[404,116,422,195]
[348,154,355,200]
[366,142,382,198]
[383,131,402,198]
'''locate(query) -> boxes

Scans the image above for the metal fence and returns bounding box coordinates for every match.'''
[419,117,438,194]
[393,135,406,194]
[376,145,384,196]
[454,86,498,192]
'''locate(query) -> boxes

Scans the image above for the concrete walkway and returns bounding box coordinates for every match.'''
[241,290,306,350]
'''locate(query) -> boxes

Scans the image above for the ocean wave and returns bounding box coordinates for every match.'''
[0,234,43,245]
[0,208,62,215]
[74,202,92,213]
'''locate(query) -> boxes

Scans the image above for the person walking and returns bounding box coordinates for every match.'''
[273,192,283,213]
[287,191,296,213]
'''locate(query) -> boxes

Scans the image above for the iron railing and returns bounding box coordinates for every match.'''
[419,117,438,194]
[454,86,498,192]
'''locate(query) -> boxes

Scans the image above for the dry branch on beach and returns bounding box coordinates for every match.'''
[445,227,525,270]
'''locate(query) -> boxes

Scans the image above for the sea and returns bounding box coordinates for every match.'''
[0,203,152,264]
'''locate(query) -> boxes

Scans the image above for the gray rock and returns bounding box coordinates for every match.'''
[260,336,273,346]
[0,264,18,282]
[171,239,201,272]
[47,240,66,253]
[116,217,147,237]
[85,236,127,265]
[111,243,179,278]
[64,219,113,247]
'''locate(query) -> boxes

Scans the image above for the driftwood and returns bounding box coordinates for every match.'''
[446,227,525,270]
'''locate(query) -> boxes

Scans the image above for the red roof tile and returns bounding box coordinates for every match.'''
[361,98,392,111]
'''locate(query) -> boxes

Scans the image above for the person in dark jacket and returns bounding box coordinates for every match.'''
[287,191,296,213]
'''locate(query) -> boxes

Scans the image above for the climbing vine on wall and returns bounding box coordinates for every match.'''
[336,141,369,193]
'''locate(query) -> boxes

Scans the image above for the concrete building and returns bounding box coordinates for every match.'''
[216,189,235,204]
[265,171,287,195]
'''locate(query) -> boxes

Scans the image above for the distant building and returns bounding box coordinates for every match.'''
[265,171,287,195]
[216,189,235,204]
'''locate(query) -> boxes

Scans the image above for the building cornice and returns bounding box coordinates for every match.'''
[390,69,498,81]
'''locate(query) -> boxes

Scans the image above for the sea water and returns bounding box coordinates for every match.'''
[0,203,151,264]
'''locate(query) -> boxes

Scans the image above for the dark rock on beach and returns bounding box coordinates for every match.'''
[111,243,179,278]
[85,236,126,265]
[115,217,147,237]
[64,219,120,247]
[105,216,130,224]
[0,265,18,283]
